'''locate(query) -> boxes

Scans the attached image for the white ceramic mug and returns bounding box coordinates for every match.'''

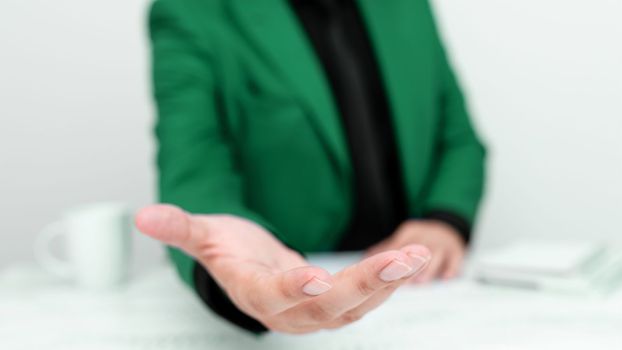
[34,202,132,289]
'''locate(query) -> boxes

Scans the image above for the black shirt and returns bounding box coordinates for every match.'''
[193,0,472,334]
[289,0,407,251]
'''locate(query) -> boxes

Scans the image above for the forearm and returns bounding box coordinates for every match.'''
[421,137,487,228]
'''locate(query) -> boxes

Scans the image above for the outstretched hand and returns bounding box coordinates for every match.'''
[135,205,431,333]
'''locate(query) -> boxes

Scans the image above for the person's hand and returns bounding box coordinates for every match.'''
[365,220,465,283]
[135,205,431,334]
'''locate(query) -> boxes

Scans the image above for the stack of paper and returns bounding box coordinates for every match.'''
[471,239,622,295]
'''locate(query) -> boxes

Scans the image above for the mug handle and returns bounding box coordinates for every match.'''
[34,221,73,278]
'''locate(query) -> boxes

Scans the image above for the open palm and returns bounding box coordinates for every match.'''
[135,204,431,333]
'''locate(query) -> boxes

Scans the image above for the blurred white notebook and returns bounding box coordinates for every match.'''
[472,239,622,294]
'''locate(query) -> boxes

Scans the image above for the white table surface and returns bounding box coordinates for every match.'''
[2,253,622,350]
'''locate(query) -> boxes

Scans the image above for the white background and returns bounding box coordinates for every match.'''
[1,0,621,269]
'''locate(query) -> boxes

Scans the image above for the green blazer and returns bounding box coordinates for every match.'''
[149,0,486,287]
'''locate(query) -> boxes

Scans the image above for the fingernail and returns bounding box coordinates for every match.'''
[406,253,430,276]
[302,277,332,296]
[379,259,413,282]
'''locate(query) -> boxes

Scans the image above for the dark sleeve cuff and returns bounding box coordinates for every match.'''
[422,210,472,245]
[193,263,268,334]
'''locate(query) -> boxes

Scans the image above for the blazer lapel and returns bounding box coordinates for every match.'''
[356,0,414,135]
[228,0,350,179]
[356,0,428,195]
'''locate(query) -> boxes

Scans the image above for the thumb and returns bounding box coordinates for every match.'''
[135,204,202,250]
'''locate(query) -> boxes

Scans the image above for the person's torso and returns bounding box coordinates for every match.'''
[165,0,447,251]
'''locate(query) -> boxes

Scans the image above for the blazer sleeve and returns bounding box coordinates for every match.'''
[149,0,277,333]
[420,5,487,233]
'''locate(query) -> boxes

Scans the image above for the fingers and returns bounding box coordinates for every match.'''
[236,266,333,317]
[323,284,398,329]
[134,204,204,252]
[412,249,445,283]
[325,245,430,328]
[277,245,430,327]
[410,247,464,282]
[442,249,464,279]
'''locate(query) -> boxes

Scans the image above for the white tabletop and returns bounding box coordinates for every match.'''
[2,254,622,350]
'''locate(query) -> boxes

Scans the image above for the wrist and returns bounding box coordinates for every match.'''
[421,210,471,245]
[402,218,467,247]
[424,219,466,246]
